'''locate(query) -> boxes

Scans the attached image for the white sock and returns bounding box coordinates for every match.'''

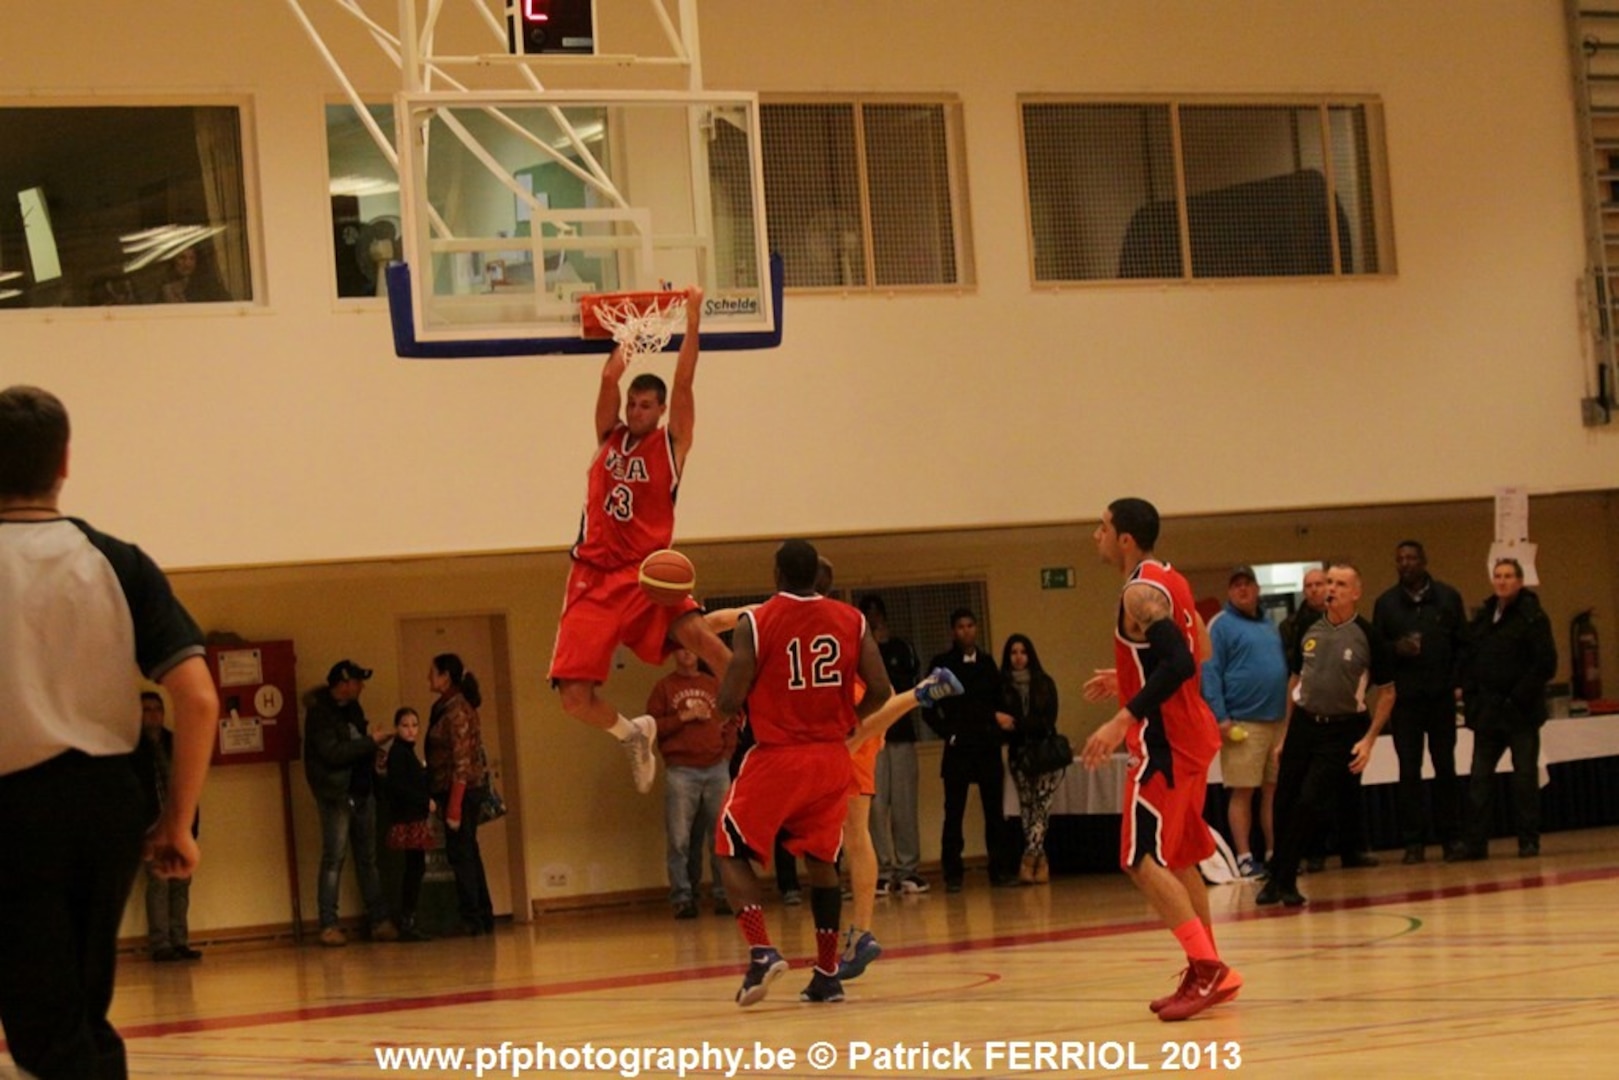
[610,714,637,740]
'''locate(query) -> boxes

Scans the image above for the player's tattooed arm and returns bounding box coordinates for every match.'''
[1121,581,1171,639]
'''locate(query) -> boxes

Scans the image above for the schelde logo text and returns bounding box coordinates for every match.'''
[704,295,759,316]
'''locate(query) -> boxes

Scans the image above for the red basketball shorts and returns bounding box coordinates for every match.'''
[548,560,700,685]
[847,733,883,799]
[716,743,852,867]
[1119,743,1215,872]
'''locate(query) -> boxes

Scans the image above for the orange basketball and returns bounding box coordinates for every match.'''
[638,549,696,606]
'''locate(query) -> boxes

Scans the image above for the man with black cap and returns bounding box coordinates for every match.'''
[304,659,396,946]
[1201,566,1289,879]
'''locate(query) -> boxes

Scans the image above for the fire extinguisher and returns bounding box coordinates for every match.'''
[1572,610,1602,701]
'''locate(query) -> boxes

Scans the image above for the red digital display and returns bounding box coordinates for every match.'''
[510,0,593,54]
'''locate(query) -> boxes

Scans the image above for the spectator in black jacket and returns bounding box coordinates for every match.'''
[1372,540,1466,864]
[381,707,436,940]
[1456,558,1558,859]
[304,660,396,946]
[995,634,1062,885]
[926,608,1016,891]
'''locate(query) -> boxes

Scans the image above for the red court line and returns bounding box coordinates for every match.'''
[97,861,1619,1043]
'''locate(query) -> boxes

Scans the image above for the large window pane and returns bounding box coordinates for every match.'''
[762,104,865,288]
[761,98,973,290]
[864,105,959,286]
[1022,103,1177,281]
[0,105,250,308]
[1180,105,1345,278]
[1021,97,1392,284]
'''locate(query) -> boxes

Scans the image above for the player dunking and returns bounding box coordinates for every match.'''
[1081,498,1239,1022]
[713,540,893,1006]
[549,288,731,793]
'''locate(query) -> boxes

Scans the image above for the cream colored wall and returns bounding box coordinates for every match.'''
[120,491,1616,937]
[2,0,1615,573]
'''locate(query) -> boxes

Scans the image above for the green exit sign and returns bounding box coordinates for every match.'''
[1040,567,1075,590]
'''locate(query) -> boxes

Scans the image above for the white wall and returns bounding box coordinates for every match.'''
[0,0,1612,571]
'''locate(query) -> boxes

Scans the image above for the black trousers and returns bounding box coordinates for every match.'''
[399,850,427,919]
[437,788,494,930]
[1303,765,1368,861]
[940,746,1015,883]
[1270,715,1370,889]
[1392,696,1459,846]
[1466,725,1542,848]
[0,752,146,1080]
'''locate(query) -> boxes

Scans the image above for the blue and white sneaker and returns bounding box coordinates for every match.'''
[1236,854,1266,880]
[914,667,964,708]
[736,947,788,1007]
[836,930,883,981]
[800,968,845,1003]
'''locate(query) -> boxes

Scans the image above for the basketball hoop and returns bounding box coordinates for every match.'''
[579,290,689,364]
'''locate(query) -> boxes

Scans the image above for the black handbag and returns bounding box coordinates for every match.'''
[1014,731,1073,775]
[477,783,508,824]
[476,744,507,824]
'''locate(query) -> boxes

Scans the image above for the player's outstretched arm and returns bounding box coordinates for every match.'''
[595,345,628,442]
[146,655,218,879]
[704,604,754,635]
[667,287,703,452]
[715,610,756,721]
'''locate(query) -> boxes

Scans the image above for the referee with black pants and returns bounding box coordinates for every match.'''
[1258,561,1397,907]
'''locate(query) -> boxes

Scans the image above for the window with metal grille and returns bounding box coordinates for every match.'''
[760,98,973,290]
[1020,97,1393,283]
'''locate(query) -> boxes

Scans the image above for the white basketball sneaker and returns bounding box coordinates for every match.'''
[621,714,658,793]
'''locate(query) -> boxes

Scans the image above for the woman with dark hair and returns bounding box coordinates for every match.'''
[426,653,495,935]
[995,634,1063,884]
[381,707,435,941]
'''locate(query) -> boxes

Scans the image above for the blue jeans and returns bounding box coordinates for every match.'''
[663,762,730,905]
[316,793,385,929]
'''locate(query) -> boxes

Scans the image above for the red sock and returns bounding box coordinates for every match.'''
[1173,917,1218,963]
[815,926,840,975]
[736,904,771,949]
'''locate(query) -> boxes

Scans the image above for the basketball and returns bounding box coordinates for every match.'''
[638,549,696,605]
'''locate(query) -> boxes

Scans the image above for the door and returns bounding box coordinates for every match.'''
[397,613,528,921]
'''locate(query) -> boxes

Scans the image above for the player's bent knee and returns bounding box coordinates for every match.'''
[556,680,596,716]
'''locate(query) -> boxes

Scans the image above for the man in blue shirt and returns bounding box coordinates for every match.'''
[1202,566,1290,878]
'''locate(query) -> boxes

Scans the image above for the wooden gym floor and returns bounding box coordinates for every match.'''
[7,829,1618,1079]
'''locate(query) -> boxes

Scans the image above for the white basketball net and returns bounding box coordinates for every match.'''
[592,295,688,365]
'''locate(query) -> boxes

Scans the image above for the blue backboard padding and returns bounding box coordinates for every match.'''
[386,254,783,358]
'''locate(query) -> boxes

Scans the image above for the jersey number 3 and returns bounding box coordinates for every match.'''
[786,635,842,689]
[603,484,634,522]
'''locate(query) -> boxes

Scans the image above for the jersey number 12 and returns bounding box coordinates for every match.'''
[786,635,842,689]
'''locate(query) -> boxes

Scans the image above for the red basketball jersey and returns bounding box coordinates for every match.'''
[743,593,866,748]
[571,425,679,571]
[1114,560,1220,759]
